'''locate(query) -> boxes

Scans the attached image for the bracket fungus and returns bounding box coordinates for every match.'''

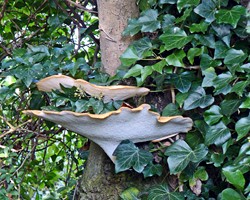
[36,75,150,103]
[24,104,193,162]
[24,75,193,162]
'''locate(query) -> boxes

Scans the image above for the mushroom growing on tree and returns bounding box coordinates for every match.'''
[36,75,150,103]
[24,104,193,161]
[24,75,193,162]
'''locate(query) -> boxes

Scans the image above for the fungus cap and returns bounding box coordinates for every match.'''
[23,104,193,162]
[36,75,150,103]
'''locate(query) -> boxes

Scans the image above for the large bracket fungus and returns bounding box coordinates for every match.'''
[24,75,193,162]
[36,75,150,103]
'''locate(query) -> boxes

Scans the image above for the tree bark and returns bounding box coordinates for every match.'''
[77,1,174,199]
[77,1,141,199]
[97,0,139,75]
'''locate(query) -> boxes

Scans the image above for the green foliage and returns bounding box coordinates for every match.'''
[1,0,250,199]
[114,140,153,173]
[119,0,250,199]
[148,184,184,200]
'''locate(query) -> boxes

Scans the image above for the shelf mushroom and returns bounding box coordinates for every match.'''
[24,104,193,162]
[24,75,193,162]
[36,75,150,103]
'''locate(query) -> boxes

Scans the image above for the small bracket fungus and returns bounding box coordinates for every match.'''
[36,75,150,103]
[24,104,193,162]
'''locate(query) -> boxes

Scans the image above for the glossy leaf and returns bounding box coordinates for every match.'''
[220,99,242,116]
[215,6,246,28]
[152,60,167,74]
[114,140,153,173]
[194,0,217,22]
[170,72,192,93]
[200,54,222,70]
[213,72,234,95]
[183,87,214,110]
[166,50,185,67]
[160,27,192,50]
[224,49,247,65]
[123,64,143,78]
[189,21,209,34]
[202,67,216,87]
[204,105,223,125]
[165,140,208,174]
[120,187,140,200]
[141,66,153,82]
[221,188,243,200]
[148,184,184,200]
[222,169,245,191]
[214,41,229,59]
[235,114,250,141]
[162,103,182,116]
[138,9,161,32]
[187,48,203,65]
[205,121,231,146]
[177,0,200,12]
[120,47,141,66]
[142,163,163,178]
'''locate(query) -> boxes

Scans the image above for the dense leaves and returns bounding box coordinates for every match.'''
[1,0,250,199]
[119,0,250,199]
[114,140,153,173]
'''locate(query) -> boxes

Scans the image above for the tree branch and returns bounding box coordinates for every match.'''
[0,0,8,21]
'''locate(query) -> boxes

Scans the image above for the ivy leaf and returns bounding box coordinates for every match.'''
[138,9,161,32]
[166,50,186,67]
[152,60,167,74]
[123,18,142,36]
[220,99,242,116]
[224,49,247,65]
[123,64,143,78]
[221,188,243,200]
[170,72,193,93]
[141,66,153,82]
[187,47,203,65]
[235,114,250,141]
[148,184,184,200]
[177,0,200,12]
[194,34,215,48]
[129,37,153,58]
[162,103,182,116]
[189,21,209,33]
[175,8,192,23]
[204,105,223,125]
[231,80,250,97]
[160,27,192,50]
[202,67,217,87]
[120,47,141,66]
[120,187,140,200]
[165,140,208,174]
[213,72,234,95]
[240,93,250,109]
[222,169,245,191]
[88,98,104,114]
[200,54,222,70]
[194,0,217,23]
[123,9,161,36]
[214,41,229,59]
[159,0,177,4]
[142,163,163,178]
[205,121,231,146]
[162,14,176,28]
[114,140,153,173]
[183,86,214,110]
[215,6,246,28]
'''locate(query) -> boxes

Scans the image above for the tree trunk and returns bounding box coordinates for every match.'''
[97,0,139,75]
[77,1,173,199]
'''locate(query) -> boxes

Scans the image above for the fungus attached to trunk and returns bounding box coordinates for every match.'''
[24,104,193,162]
[36,75,150,103]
